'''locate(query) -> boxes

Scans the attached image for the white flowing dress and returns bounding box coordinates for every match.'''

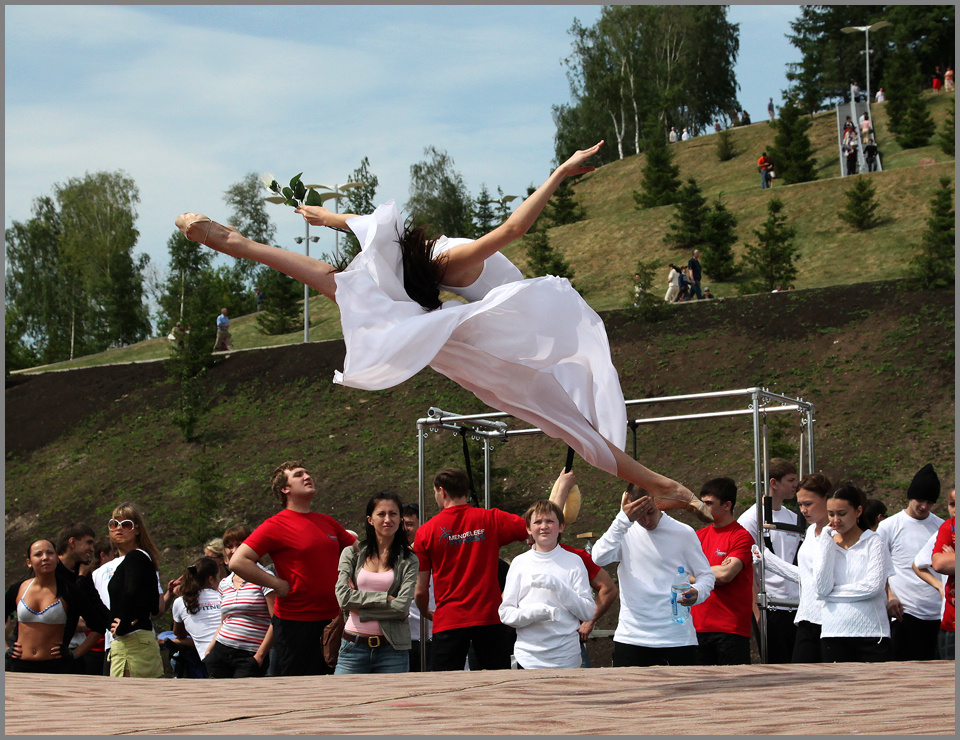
[332,201,627,475]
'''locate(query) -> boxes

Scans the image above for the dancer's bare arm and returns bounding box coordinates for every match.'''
[294,206,357,231]
[441,141,604,287]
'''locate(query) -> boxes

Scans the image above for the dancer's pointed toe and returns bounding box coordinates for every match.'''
[175,213,212,245]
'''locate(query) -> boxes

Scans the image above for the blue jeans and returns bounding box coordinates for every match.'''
[333,637,409,674]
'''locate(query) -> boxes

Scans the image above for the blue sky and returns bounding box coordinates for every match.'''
[5,4,801,319]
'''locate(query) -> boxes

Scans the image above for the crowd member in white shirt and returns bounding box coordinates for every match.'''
[498,500,595,669]
[592,485,715,667]
[737,458,802,663]
[170,557,222,676]
[877,464,945,661]
[402,503,435,672]
[754,472,833,663]
[911,488,955,621]
[814,482,894,662]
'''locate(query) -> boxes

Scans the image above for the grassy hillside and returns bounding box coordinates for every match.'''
[17,91,954,374]
[6,281,954,603]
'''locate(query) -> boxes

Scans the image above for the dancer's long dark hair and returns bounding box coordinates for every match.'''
[398,220,447,311]
[361,492,411,570]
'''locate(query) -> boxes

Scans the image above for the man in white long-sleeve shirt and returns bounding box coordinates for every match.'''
[593,486,716,667]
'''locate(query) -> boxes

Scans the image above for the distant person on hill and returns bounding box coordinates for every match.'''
[687,250,703,300]
[860,113,872,138]
[875,87,885,103]
[677,267,692,302]
[669,127,678,143]
[758,152,773,189]
[768,97,775,121]
[741,110,751,125]
[254,287,265,312]
[852,81,861,103]
[864,137,879,173]
[214,308,232,352]
[714,120,722,133]
[702,287,713,299]
[932,66,942,92]
[664,264,681,303]
[681,128,691,141]
[844,139,859,177]
[945,66,955,93]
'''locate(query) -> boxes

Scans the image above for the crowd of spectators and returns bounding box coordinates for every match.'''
[6,459,954,677]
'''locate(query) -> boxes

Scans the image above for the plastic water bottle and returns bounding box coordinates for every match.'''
[670,566,690,624]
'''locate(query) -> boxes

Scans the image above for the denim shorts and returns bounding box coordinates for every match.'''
[333,636,409,674]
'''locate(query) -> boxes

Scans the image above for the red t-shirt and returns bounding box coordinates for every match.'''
[414,504,528,633]
[244,509,355,621]
[560,543,602,582]
[692,521,754,637]
[933,517,955,632]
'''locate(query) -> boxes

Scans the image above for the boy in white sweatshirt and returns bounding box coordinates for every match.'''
[498,500,596,669]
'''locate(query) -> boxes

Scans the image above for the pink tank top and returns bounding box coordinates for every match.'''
[344,569,394,636]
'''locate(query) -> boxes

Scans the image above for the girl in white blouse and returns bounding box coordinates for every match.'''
[813,483,893,662]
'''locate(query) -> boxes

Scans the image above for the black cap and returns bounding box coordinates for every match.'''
[907,464,940,503]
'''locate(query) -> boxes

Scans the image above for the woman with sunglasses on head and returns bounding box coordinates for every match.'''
[175,142,711,524]
[813,482,894,663]
[106,504,165,677]
[4,540,74,673]
[334,492,418,674]
[751,472,832,663]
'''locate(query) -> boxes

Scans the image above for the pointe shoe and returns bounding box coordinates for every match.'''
[175,213,213,245]
[175,214,240,248]
[654,485,714,524]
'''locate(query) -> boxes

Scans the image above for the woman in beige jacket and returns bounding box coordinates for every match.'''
[335,492,418,673]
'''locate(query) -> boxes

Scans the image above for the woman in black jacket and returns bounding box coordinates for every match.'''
[106,503,164,677]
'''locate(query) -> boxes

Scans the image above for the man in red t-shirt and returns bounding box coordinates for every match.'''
[414,468,529,671]
[228,460,356,676]
[692,477,754,665]
[931,487,956,660]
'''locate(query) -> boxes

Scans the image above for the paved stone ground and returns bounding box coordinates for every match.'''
[4,661,955,735]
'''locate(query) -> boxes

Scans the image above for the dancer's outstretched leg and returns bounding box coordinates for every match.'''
[175,213,339,302]
[604,440,712,523]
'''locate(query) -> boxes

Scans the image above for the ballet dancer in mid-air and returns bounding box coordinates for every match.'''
[177,141,710,521]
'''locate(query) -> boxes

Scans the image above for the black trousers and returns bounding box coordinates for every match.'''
[792,620,822,663]
[612,641,697,668]
[890,613,941,661]
[431,624,514,671]
[7,657,73,674]
[203,641,268,678]
[696,632,751,665]
[271,616,333,676]
[821,636,890,663]
[409,639,432,673]
[754,609,798,663]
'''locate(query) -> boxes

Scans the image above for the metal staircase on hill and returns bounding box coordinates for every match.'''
[836,84,883,177]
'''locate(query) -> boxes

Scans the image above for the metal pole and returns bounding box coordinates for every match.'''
[303,221,310,343]
[806,405,817,476]
[865,29,871,104]
[483,436,492,509]
[417,422,428,671]
[751,391,768,664]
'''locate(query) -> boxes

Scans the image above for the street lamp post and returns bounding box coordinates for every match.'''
[293,231,319,343]
[841,21,892,104]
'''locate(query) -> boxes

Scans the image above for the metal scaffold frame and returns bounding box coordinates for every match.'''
[414,387,817,667]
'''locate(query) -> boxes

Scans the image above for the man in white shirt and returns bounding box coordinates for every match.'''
[877,463,945,661]
[737,458,802,663]
[592,485,715,667]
